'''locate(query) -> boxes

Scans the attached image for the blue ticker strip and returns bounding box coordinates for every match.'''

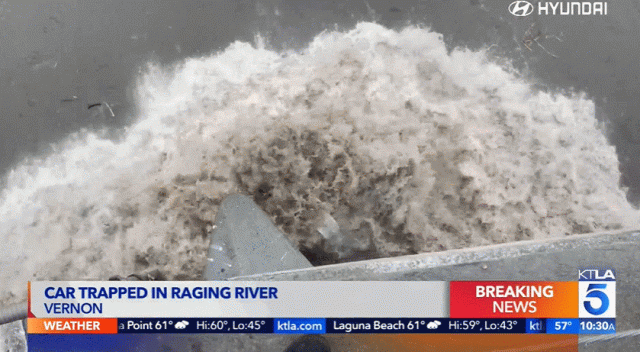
[109,318,614,334]
[579,318,616,334]
[273,318,326,334]
[546,319,580,334]
[525,319,544,333]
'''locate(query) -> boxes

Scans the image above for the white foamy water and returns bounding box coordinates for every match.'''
[1,22,638,311]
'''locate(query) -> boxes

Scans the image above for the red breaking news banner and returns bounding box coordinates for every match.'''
[449,282,579,318]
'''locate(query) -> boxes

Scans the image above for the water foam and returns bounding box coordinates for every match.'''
[1,22,637,305]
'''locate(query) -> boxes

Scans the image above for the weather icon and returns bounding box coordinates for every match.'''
[175,320,189,329]
[426,320,442,329]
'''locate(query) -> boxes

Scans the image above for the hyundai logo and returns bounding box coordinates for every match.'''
[509,1,534,16]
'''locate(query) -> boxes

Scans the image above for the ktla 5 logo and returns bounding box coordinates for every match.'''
[579,282,616,318]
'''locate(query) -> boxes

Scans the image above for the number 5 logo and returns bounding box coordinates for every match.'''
[584,284,609,316]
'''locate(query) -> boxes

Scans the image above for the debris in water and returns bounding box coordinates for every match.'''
[87,102,115,117]
[522,22,563,58]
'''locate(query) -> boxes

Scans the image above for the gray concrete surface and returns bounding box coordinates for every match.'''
[148,197,640,351]
[118,227,637,351]
[204,194,312,281]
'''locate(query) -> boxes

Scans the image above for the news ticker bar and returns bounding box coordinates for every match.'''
[28,268,616,339]
[27,317,615,335]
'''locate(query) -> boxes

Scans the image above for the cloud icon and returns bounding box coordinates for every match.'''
[175,320,189,329]
[426,320,441,329]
